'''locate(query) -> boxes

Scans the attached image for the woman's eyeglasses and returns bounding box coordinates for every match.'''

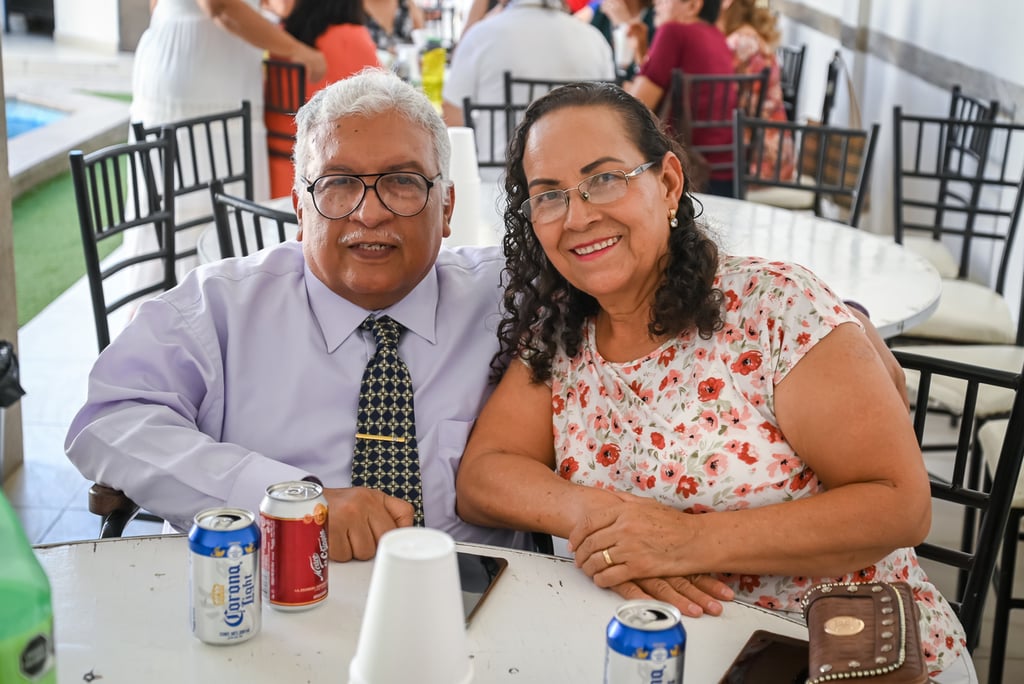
[519,161,657,224]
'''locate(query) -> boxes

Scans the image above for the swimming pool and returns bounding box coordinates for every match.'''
[6,98,67,138]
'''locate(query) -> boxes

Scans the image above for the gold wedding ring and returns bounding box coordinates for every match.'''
[602,548,614,566]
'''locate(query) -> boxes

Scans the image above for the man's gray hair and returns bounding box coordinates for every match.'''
[293,68,452,192]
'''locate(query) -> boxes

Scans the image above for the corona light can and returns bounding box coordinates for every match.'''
[260,480,329,610]
[188,508,261,644]
[605,600,686,683]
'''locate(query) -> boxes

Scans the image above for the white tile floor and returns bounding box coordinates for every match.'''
[2,26,1023,684]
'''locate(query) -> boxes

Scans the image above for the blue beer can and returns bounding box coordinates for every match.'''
[605,600,686,683]
[188,507,262,644]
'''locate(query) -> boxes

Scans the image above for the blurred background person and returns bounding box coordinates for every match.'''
[266,0,380,196]
[364,0,425,51]
[442,0,614,170]
[576,0,655,82]
[717,0,792,180]
[625,0,733,195]
[127,0,326,282]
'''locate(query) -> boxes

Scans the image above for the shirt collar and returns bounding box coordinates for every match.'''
[304,261,441,353]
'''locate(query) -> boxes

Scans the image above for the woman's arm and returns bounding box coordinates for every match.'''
[198,0,326,82]
[408,0,426,30]
[625,75,663,110]
[457,361,610,536]
[456,360,735,616]
[570,323,931,586]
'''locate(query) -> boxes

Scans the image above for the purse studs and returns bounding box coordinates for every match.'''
[871,585,883,593]
[882,618,894,626]
[846,584,859,592]
[881,631,893,639]
[848,660,861,668]
[875,656,888,664]
[818,664,833,674]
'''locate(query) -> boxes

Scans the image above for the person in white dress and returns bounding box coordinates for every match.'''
[123,0,327,288]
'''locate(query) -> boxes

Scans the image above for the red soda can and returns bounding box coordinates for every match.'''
[259,480,329,610]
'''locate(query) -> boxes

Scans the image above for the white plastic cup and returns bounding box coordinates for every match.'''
[447,126,480,187]
[348,528,472,684]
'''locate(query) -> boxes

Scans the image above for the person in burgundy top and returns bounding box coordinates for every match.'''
[626,0,735,195]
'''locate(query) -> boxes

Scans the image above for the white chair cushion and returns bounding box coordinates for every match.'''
[745,185,816,210]
[892,345,1024,419]
[902,279,1016,344]
[901,236,960,279]
[977,418,1024,509]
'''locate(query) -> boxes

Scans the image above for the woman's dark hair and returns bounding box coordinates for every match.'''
[497,82,724,383]
[285,0,365,47]
[698,0,723,24]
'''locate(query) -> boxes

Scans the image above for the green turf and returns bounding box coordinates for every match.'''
[12,89,132,327]
[12,170,122,326]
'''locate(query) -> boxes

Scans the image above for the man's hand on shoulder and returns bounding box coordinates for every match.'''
[322,487,415,562]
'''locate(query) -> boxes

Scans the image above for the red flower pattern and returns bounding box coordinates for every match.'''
[543,255,965,673]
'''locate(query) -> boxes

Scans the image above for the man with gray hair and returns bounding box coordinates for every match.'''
[65,68,530,561]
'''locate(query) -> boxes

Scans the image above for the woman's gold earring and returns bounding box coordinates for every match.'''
[669,209,678,228]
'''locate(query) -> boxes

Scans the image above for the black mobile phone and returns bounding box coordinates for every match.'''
[718,629,810,684]
[456,551,509,626]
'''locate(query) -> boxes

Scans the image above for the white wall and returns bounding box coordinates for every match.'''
[779,0,1024,331]
[54,0,119,54]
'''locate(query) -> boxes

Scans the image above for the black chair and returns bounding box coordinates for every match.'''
[501,72,615,135]
[210,179,297,259]
[132,101,254,265]
[69,137,176,353]
[893,110,1024,346]
[775,43,806,122]
[733,111,880,227]
[898,86,1002,280]
[894,349,1024,654]
[264,58,306,162]
[975,416,1024,683]
[659,67,770,192]
[462,98,524,168]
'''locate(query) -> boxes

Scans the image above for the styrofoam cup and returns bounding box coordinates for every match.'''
[349,528,472,684]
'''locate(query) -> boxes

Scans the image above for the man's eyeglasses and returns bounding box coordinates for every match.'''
[519,161,658,224]
[303,171,442,220]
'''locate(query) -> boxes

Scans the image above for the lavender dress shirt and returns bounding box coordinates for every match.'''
[65,241,529,550]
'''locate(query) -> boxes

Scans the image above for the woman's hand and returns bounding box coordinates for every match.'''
[613,575,734,618]
[294,44,327,84]
[568,492,700,586]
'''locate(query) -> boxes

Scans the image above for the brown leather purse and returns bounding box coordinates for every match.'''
[802,581,928,683]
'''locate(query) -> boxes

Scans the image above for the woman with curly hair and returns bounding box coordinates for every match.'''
[454,82,975,682]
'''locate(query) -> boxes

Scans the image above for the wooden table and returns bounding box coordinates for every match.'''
[36,535,807,683]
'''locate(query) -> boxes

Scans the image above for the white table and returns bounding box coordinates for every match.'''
[36,535,806,683]
[198,186,941,339]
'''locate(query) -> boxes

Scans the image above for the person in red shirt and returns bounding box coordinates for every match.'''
[625,0,735,196]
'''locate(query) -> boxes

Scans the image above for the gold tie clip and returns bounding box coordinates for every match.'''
[356,433,407,443]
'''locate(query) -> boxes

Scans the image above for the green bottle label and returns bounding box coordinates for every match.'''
[0,616,56,683]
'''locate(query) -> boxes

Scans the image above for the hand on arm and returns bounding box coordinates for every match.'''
[197,0,327,82]
[568,324,929,585]
[456,363,734,616]
[322,487,415,561]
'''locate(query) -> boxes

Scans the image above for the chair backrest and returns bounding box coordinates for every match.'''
[775,43,806,122]
[733,111,880,227]
[894,349,1024,651]
[820,51,842,125]
[210,179,298,259]
[462,98,525,168]
[132,101,254,263]
[660,67,770,184]
[502,72,616,140]
[263,59,307,163]
[69,136,176,352]
[892,108,1024,340]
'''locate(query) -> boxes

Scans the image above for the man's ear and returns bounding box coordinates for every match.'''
[442,181,455,239]
[292,187,303,241]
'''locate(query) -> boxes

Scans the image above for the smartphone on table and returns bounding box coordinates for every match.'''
[456,551,509,626]
[718,629,809,684]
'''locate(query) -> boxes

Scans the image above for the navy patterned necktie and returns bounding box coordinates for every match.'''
[351,315,424,526]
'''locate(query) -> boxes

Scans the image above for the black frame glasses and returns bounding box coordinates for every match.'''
[303,171,442,220]
[519,161,658,223]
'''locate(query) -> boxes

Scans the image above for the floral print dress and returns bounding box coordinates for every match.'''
[547,255,968,676]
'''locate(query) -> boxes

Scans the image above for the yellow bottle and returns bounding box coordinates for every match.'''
[421,46,447,111]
